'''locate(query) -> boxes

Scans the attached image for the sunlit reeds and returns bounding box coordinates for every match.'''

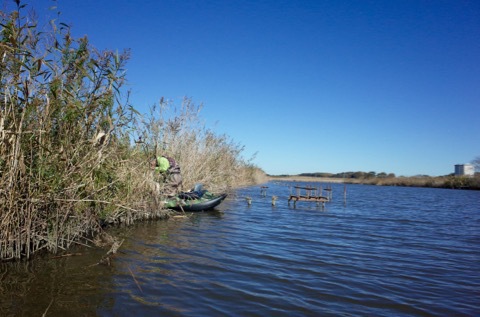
[0,5,265,261]
[0,4,137,259]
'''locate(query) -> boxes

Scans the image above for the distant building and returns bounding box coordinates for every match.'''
[454,164,474,176]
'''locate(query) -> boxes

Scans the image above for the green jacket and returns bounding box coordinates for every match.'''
[155,156,170,173]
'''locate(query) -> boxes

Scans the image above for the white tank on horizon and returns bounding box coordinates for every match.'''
[454,164,475,176]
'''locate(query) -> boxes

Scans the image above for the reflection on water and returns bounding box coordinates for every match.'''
[1,182,479,316]
[0,246,113,316]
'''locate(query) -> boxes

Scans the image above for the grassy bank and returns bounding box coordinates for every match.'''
[352,175,480,190]
[268,174,480,190]
[0,4,265,261]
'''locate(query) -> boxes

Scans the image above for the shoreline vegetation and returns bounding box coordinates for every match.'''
[267,174,480,190]
[0,4,266,261]
[0,3,476,262]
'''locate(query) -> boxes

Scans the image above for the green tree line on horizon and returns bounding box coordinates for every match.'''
[270,167,480,190]
[274,154,480,181]
[297,171,397,179]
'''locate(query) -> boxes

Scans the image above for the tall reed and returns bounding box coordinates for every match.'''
[1,3,265,261]
[0,3,136,260]
[135,97,266,193]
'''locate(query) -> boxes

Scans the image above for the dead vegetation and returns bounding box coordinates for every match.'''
[0,3,264,261]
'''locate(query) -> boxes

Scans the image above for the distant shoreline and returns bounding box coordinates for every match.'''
[267,175,346,183]
[266,174,479,190]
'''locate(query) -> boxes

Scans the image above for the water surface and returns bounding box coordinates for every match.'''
[1,182,479,316]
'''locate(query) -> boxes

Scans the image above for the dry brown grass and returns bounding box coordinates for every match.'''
[1,7,133,259]
[0,6,264,261]
[0,5,263,260]
[134,97,266,193]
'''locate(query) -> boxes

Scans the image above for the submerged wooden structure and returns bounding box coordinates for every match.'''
[260,186,268,197]
[288,186,329,207]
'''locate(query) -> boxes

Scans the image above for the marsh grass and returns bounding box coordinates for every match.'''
[272,174,480,190]
[135,97,267,193]
[0,3,138,259]
[0,4,264,261]
[359,175,480,189]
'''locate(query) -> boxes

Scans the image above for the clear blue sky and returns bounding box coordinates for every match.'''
[20,0,480,176]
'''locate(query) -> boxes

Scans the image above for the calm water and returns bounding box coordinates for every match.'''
[1,182,479,316]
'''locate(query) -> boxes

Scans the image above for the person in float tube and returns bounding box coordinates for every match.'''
[150,155,183,196]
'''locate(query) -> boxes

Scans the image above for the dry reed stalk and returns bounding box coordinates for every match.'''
[51,253,83,259]
[1,4,265,262]
[128,265,143,293]
[0,5,134,260]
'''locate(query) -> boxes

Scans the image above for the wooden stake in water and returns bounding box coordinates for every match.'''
[271,196,278,206]
[260,186,268,197]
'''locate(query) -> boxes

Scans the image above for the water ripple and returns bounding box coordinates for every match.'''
[3,183,477,316]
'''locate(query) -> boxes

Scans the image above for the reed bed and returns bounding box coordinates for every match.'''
[0,4,264,261]
[135,98,267,193]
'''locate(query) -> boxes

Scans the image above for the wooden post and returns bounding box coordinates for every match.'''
[271,196,277,206]
[260,186,268,197]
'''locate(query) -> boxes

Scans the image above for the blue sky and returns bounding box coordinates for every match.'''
[19,0,480,176]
